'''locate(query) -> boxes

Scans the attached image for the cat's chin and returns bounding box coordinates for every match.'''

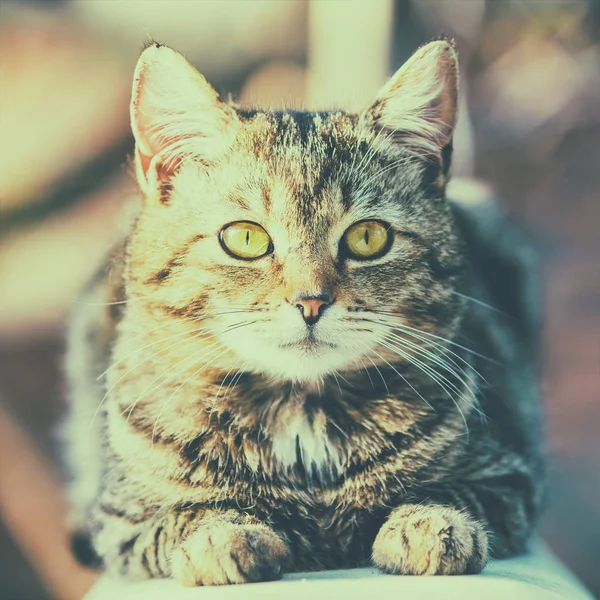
[232,339,358,383]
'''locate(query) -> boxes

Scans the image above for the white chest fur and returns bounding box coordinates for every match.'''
[269,402,342,475]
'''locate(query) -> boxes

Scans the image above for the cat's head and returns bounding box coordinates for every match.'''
[125,41,465,383]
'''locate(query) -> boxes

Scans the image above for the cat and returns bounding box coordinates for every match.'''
[64,40,545,585]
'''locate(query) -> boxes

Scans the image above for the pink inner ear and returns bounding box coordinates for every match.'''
[131,46,239,189]
[136,148,154,179]
[136,146,182,183]
[133,78,188,183]
[132,64,176,174]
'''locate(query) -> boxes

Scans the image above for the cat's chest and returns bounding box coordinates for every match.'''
[168,393,425,504]
[116,376,430,505]
[269,412,343,474]
[200,390,353,487]
[179,422,348,497]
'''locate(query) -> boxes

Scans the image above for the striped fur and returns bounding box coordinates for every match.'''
[64,42,544,585]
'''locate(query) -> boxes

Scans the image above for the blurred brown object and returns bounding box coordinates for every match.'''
[0,15,130,214]
[71,0,307,83]
[0,404,99,600]
[0,13,135,342]
[0,176,134,341]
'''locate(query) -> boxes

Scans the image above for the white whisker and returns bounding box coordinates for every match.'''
[360,347,389,395]
[356,355,376,391]
[89,326,212,429]
[122,338,226,424]
[151,345,231,444]
[122,319,257,421]
[369,344,435,412]
[451,291,509,317]
[370,310,500,364]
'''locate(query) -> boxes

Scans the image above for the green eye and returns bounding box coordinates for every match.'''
[220,221,273,260]
[343,220,392,260]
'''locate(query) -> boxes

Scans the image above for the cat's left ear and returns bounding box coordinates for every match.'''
[131,43,240,197]
[363,40,458,158]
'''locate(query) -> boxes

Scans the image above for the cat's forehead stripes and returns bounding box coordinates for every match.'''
[238,110,365,230]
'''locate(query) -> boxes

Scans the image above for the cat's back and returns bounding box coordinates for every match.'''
[447,178,544,462]
[447,178,541,344]
[63,241,127,528]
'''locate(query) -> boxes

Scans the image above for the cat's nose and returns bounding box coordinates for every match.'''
[293,295,333,325]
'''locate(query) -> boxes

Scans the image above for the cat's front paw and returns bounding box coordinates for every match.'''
[171,522,290,586]
[372,504,488,575]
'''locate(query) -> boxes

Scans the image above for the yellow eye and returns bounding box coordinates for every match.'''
[343,220,391,259]
[220,221,273,259]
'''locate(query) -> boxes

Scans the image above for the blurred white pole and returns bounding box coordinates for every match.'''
[306,0,394,112]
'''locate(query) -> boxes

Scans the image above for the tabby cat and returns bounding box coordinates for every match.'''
[65,41,544,585]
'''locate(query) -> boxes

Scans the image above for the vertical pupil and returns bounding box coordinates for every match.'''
[245,230,250,246]
[364,227,369,245]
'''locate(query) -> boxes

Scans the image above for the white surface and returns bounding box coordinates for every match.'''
[86,539,593,600]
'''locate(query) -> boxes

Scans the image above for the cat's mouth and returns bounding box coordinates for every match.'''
[279,338,338,351]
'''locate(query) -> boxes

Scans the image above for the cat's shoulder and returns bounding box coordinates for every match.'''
[446,177,541,338]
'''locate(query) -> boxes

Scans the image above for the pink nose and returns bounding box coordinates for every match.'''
[294,296,333,325]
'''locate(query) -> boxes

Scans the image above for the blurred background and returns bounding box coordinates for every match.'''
[0,1,598,598]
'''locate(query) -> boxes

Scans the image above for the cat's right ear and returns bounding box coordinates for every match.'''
[131,43,240,198]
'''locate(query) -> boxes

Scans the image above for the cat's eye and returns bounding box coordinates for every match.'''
[342,220,392,260]
[220,221,273,260]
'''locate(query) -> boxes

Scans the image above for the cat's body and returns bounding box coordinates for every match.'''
[65,42,544,584]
